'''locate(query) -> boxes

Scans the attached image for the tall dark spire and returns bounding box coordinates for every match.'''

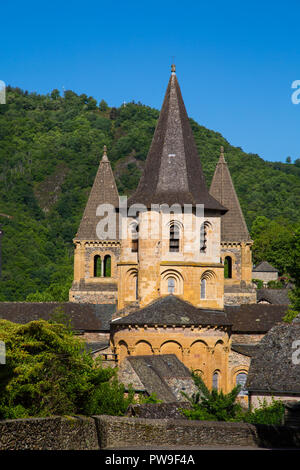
[76,146,119,240]
[128,67,226,212]
[210,147,250,242]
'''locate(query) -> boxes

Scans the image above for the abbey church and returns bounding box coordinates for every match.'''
[67,65,286,396]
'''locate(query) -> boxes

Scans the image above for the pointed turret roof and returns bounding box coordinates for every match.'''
[76,146,119,240]
[209,147,250,242]
[128,65,226,212]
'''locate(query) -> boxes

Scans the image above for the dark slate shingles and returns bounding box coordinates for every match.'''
[112,295,231,327]
[209,147,251,242]
[246,316,300,393]
[225,304,288,333]
[253,261,278,273]
[257,288,290,305]
[0,302,116,332]
[128,72,226,212]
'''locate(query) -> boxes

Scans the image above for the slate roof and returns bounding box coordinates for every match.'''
[111,295,231,327]
[0,302,116,332]
[209,147,250,242]
[126,354,194,402]
[257,288,290,305]
[225,304,288,333]
[246,316,300,394]
[128,67,227,212]
[231,344,259,357]
[85,341,110,354]
[76,147,120,240]
[253,261,278,273]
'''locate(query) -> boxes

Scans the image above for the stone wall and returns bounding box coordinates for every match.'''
[95,415,300,449]
[0,416,99,450]
[1,414,300,450]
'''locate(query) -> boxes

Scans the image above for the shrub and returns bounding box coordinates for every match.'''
[242,398,284,425]
[252,279,264,289]
[181,372,242,422]
[0,319,134,419]
[138,393,162,404]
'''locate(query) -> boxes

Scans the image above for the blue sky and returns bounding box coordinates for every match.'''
[1,0,300,162]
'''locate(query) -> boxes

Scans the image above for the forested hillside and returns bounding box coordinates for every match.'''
[0,86,300,301]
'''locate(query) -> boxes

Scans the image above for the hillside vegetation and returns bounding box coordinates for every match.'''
[0,86,300,301]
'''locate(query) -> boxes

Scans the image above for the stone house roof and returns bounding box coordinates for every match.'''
[209,147,251,242]
[0,302,115,332]
[128,67,226,212]
[230,344,258,357]
[111,295,231,327]
[0,299,288,335]
[257,288,290,305]
[253,261,278,273]
[225,304,288,333]
[120,354,197,402]
[246,316,300,394]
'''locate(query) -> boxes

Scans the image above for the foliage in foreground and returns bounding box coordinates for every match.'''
[181,372,284,425]
[181,372,242,422]
[242,398,284,426]
[0,319,134,419]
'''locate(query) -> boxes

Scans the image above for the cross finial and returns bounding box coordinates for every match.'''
[102,145,108,162]
[219,146,226,163]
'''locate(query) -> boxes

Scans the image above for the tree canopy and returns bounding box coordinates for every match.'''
[0,86,300,301]
[0,319,134,419]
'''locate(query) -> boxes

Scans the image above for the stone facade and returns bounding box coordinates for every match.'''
[70,240,120,304]
[252,271,278,286]
[118,209,224,310]
[67,66,267,398]
[112,324,231,392]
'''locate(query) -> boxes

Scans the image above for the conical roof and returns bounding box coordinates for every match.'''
[76,146,119,240]
[128,66,226,212]
[209,147,250,242]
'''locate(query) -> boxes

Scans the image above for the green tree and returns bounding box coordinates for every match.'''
[0,319,134,419]
[99,99,108,112]
[284,227,300,321]
[251,216,295,274]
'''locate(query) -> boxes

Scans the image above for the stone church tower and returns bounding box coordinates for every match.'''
[69,65,254,310]
[69,146,120,304]
[118,64,227,310]
[209,147,256,305]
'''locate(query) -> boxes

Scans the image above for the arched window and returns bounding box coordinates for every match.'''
[169,223,180,252]
[212,371,219,390]
[168,277,176,294]
[104,255,111,277]
[200,278,206,299]
[224,256,232,279]
[131,223,138,253]
[94,255,102,277]
[236,372,248,396]
[200,270,216,300]
[200,221,211,253]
